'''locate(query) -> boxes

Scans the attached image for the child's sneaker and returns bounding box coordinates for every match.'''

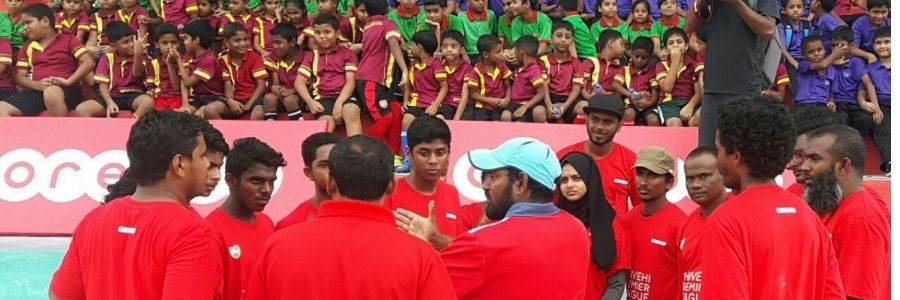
[395,156,411,174]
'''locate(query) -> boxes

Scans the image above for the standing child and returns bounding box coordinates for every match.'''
[75,22,154,118]
[253,0,281,59]
[863,26,890,174]
[779,0,811,94]
[649,0,683,56]
[439,30,473,120]
[207,23,269,120]
[559,0,595,59]
[145,23,189,111]
[263,23,306,121]
[0,12,17,98]
[158,0,198,27]
[0,4,95,117]
[174,20,225,114]
[115,0,149,36]
[387,0,426,45]
[398,30,448,173]
[829,27,878,134]
[793,35,844,110]
[86,0,118,53]
[508,0,552,55]
[5,0,26,51]
[590,0,627,42]
[656,27,701,127]
[622,0,653,45]
[458,0,495,62]
[580,29,629,122]
[420,0,464,40]
[219,0,257,36]
[810,0,845,53]
[625,37,660,126]
[55,0,90,43]
[850,0,888,63]
[296,14,358,132]
[466,35,512,121]
[541,21,584,124]
[504,35,550,122]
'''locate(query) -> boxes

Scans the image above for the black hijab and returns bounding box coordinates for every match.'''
[557,152,617,270]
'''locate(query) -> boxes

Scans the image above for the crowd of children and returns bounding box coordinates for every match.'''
[0,0,890,170]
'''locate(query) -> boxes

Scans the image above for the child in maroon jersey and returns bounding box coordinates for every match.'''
[174,20,225,114]
[196,0,221,51]
[206,23,269,119]
[253,0,281,59]
[55,0,90,43]
[296,14,358,132]
[263,23,306,121]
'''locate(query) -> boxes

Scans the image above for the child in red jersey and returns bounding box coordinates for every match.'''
[438,30,474,120]
[86,0,118,53]
[503,35,550,123]
[173,20,225,114]
[466,35,512,121]
[114,0,149,36]
[55,0,90,43]
[206,23,269,119]
[196,0,221,51]
[219,0,257,36]
[253,0,281,59]
[296,14,358,132]
[263,23,307,121]
[146,23,190,111]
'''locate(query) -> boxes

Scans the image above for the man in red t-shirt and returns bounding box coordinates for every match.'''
[245,135,455,299]
[391,116,470,250]
[50,110,224,300]
[205,138,287,300]
[621,147,687,300]
[699,96,845,299]
[785,106,842,197]
[557,94,640,217]
[799,125,890,300]
[275,132,343,230]
[678,146,730,299]
[440,137,591,300]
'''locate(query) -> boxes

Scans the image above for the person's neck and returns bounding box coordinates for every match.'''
[520,8,534,17]
[309,188,330,207]
[115,50,130,58]
[446,57,461,68]
[131,184,191,206]
[789,17,801,26]
[602,15,617,22]
[599,49,617,61]
[640,197,668,216]
[282,48,298,62]
[521,56,535,65]
[740,176,776,191]
[700,191,727,217]
[66,10,82,18]
[100,7,117,14]
[471,7,484,14]
[419,53,433,63]
[481,58,495,68]
[39,32,58,45]
[123,5,136,13]
[221,195,256,222]
[880,56,890,66]
[407,173,438,195]
[838,177,864,199]
[192,48,208,56]
[662,13,676,19]
[552,49,568,60]
[230,50,243,59]
[265,11,276,19]
[584,140,614,158]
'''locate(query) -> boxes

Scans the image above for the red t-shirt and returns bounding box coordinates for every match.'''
[557,142,640,216]
[205,208,275,300]
[677,194,732,299]
[244,200,456,300]
[586,217,633,299]
[698,184,845,300]
[298,46,358,99]
[654,56,703,101]
[188,50,224,96]
[621,203,688,300]
[440,205,591,299]
[160,0,198,26]
[17,34,88,81]
[252,15,279,54]
[467,62,512,110]
[458,202,486,231]
[89,10,117,45]
[146,57,182,98]
[356,15,403,86]
[385,177,471,237]
[219,12,257,36]
[49,197,223,300]
[54,11,91,37]
[510,60,545,103]
[114,7,149,35]
[625,63,658,94]
[408,57,447,108]
[769,63,790,91]
[219,51,268,101]
[580,56,625,92]
[0,39,15,92]
[274,199,319,231]
[94,53,147,95]
[273,52,304,90]
[540,54,583,96]
[443,60,473,107]
[822,189,891,300]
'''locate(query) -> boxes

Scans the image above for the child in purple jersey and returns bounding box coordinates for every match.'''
[827,27,878,137]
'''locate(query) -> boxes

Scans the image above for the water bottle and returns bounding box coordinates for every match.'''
[629,88,642,101]
[594,83,605,94]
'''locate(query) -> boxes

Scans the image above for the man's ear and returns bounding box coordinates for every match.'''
[302,166,314,181]
[171,153,188,179]
[225,173,238,190]
[326,175,339,198]
[835,157,853,177]
[384,176,397,196]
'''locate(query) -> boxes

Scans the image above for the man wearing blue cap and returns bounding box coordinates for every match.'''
[439,137,591,300]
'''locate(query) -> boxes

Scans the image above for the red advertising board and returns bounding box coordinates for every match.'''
[0,118,795,235]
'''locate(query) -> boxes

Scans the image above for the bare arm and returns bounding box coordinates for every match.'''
[726,0,776,40]
[454,84,470,120]
[63,54,96,86]
[335,72,356,108]
[522,84,548,109]
[388,39,409,87]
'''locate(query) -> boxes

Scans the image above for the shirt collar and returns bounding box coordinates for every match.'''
[397,5,421,17]
[521,10,538,23]
[505,202,560,218]
[317,200,395,224]
[599,16,620,27]
[548,53,576,64]
[630,21,652,31]
[659,15,680,27]
[466,9,488,21]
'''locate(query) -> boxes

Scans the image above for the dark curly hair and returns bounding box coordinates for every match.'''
[302,132,343,166]
[407,115,451,151]
[717,95,796,180]
[225,137,287,179]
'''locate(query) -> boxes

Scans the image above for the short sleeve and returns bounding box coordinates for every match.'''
[343,50,358,72]
[194,56,214,81]
[68,36,88,59]
[501,64,513,79]
[185,0,199,14]
[851,59,866,80]
[77,14,91,32]
[251,55,268,80]
[0,39,12,65]
[833,216,889,299]
[218,58,230,80]
[650,22,663,37]
[160,225,224,299]
[93,55,111,83]
[0,14,12,39]
[537,16,552,43]
[49,221,86,299]
[298,52,314,79]
[851,20,864,46]
[655,62,668,81]
[440,233,487,298]
[464,69,479,88]
[798,60,812,73]
[16,42,30,69]
[434,61,448,81]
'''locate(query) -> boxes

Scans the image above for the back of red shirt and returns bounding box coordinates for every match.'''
[621,203,688,300]
[699,184,845,300]
[274,199,318,231]
[822,190,891,300]
[356,15,404,86]
[205,208,275,300]
[386,177,469,236]
[557,142,640,216]
[440,207,591,299]
[245,200,455,300]
[50,197,223,300]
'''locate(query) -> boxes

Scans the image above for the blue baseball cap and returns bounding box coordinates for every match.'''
[467,137,562,190]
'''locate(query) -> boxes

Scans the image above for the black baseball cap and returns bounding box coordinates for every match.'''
[583,94,624,119]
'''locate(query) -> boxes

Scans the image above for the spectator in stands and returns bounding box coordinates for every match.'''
[467,35,512,121]
[440,31,474,120]
[622,146,688,300]
[678,146,730,298]
[441,137,590,299]
[264,24,306,121]
[497,0,515,47]
[51,110,224,299]
[457,0,496,62]
[623,0,654,45]
[253,0,281,59]
[687,0,778,147]
[284,0,309,45]
[206,137,286,300]
[504,36,550,122]
[829,27,879,134]
[5,0,26,52]
[557,151,631,300]
[558,0,595,59]
[296,14,359,131]
[75,22,154,118]
[543,21,584,124]
[698,95,844,299]
[0,13,16,100]
[779,0,810,76]
[245,135,456,299]
[157,0,198,27]
[218,0,256,36]
[303,0,353,46]
[419,0,464,36]
[590,0,627,42]
[557,94,640,216]
[506,0,553,61]
[196,0,222,51]
[800,124,890,300]
[625,37,660,126]
[793,35,842,110]
[387,0,426,45]
[276,132,342,230]
[203,23,268,120]
[650,0,686,56]
[115,0,149,36]
[55,0,90,43]
[656,27,702,127]
[86,0,118,55]
[581,30,628,121]
[809,0,845,54]
[850,0,888,63]
[174,20,224,115]
[865,26,889,175]
[399,30,448,171]
[0,4,95,117]
[145,23,189,111]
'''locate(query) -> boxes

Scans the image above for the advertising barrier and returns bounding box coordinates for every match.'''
[0,118,794,235]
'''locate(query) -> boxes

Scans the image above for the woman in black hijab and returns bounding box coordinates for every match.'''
[557,151,631,300]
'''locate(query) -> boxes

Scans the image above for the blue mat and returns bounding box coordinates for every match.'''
[0,251,63,299]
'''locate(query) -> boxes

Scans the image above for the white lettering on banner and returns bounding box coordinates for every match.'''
[0,148,283,204]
